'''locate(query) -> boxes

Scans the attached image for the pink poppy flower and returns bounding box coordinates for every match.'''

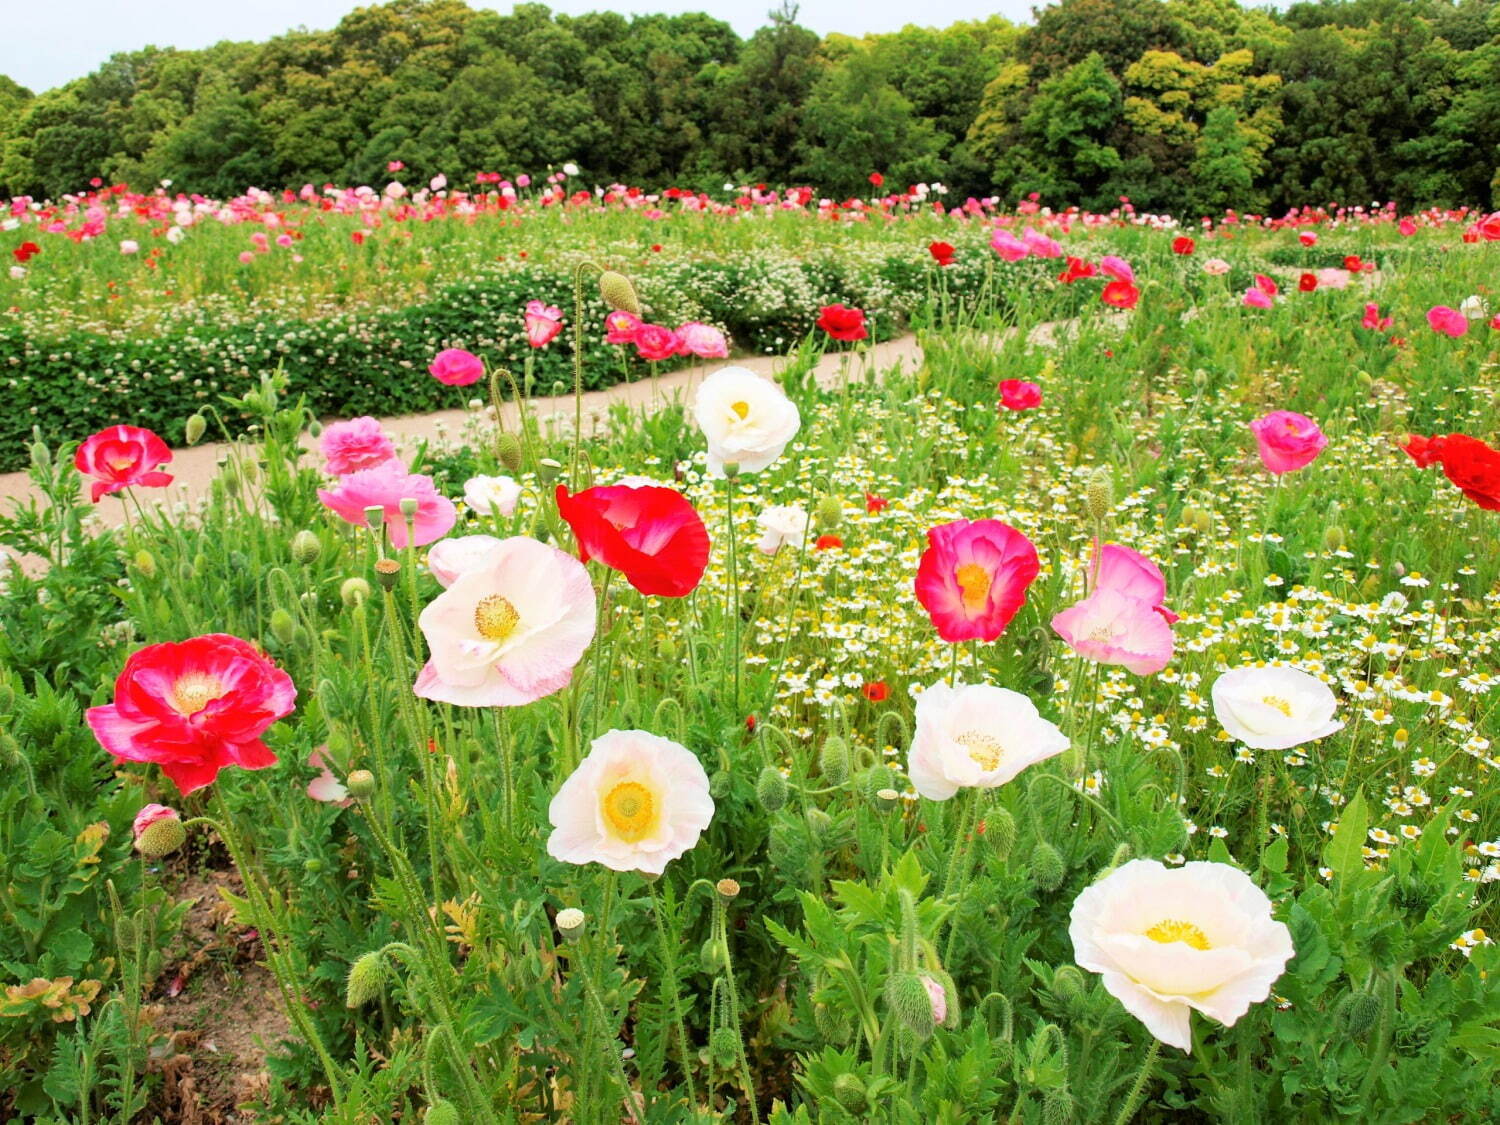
[1091,542,1179,624]
[990,228,1030,262]
[1242,288,1273,309]
[306,747,352,805]
[634,324,683,361]
[999,380,1043,411]
[604,311,642,344]
[914,519,1040,643]
[1361,303,1393,332]
[1099,255,1135,283]
[676,322,729,359]
[319,417,398,476]
[1022,227,1063,258]
[1253,274,1279,297]
[317,461,456,547]
[1249,410,1328,474]
[1426,306,1468,338]
[428,348,485,386]
[86,634,297,795]
[1051,587,1175,676]
[1298,231,1318,247]
[414,536,596,707]
[1399,218,1417,236]
[75,425,174,503]
[524,300,563,348]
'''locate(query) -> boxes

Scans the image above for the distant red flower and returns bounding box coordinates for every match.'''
[12,241,40,263]
[1058,256,1096,283]
[1298,272,1318,292]
[1171,236,1195,255]
[865,492,889,513]
[862,681,889,703]
[928,241,956,266]
[1403,433,1500,510]
[817,304,868,342]
[75,425,173,503]
[1342,255,1364,272]
[745,714,757,732]
[350,230,367,246]
[1101,280,1139,310]
[869,172,884,188]
[555,483,710,596]
[998,379,1043,411]
[815,534,843,550]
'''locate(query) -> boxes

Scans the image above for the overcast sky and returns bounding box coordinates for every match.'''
[2,0,1039,94]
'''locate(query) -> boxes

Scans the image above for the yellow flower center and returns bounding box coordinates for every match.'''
[107,455,137,472]
[474,595,520,642]
[955,563,992,611]
[730,400,751,420]
[1144,918,1212,950]
[956,730,1005,771]
[601,780,658,843]
[169,672,224,717]
[1261,695,1293,717]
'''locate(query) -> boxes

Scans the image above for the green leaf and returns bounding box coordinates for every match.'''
[1207,836,1236,866]
[1261,835,1289,875]
[1322,789,1368,892]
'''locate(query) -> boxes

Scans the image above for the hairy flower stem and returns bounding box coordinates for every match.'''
[570,261,603,490]
[380,587,445,903]
[647,880,699,1109]
[711,894,760,1124]
[723,472,742,714]
[1113,1038,1161,1125]
[940,790,982,962]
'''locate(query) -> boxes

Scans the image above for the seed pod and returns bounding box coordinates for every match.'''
[1032,841,1066,892]
[885,971,936,1040]
[599,270,642,315]
[818,735,852,786]
[496,431,523,474]
[184,414,207,446]
[715,878,741,903]
[374,559,400,591]
[755,766,788,812]
[1085,465,1114,521]
[345,950,386,1008]
[291,530,322,565]
[556,907,586,943]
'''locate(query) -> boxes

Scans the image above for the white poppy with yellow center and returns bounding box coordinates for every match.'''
[1069,860,1295,1052]
[547,730,715,875]
[907,682,1069,801]
[1211,665,1343,751]
[693,365,801,476]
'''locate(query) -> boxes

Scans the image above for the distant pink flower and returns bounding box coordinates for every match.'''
[1314,268,1350,290]
[1253,274,1278,297]
[634,324,683,362]
[1022,227,1063,258]
[1202,258,1230,276]
[1426,306,1468,338]
[1399,218,1417,236]
[238,250,255,264]
[1298,231,1318,247]
[516,173,531,188]
[1052,587,1174,676]
[990,228,1029,262]
[999,379,1042,411]
[317,461,456,547]
[75,425,173,503]
[1099,255,1134,283]
[1361,303,1392,332]
[387,160,405,172]
[429,348,485,386]
[1242,288,1273,309]
[524,300,563,348]
[1249,410,1328,474]
[306,747,351,805]
[677,321,729,359]
[605,310,643,344]
[120,240,139,255]
[319,417,397,476]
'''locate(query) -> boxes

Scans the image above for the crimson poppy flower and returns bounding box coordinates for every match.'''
[865,492,889,513]
[999,380,1043,411]
[556,483,710,596]
[1171,236,1195,255]
[1298,273,1318,292]
[1058,256,1096,283]
[862,681,889,703]
[869,172,884,188]
[817,304,868,342]
[1403,433,1500,510]
[928,241,956,266]
[1101,280,1139,310]
[12,241,40,263]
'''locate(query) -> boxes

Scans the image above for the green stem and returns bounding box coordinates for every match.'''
[648,881,699,1110]
[1113,1038,1161,1125]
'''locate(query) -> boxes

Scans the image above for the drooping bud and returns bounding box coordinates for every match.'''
[345,950,386,1008]
[700,937,730,974]
[756,766,789,812]
[184,414,207,446]
[496,431,524,474]
[1032,841,1066,892]
[710,1026,739,1068]
[556,907,586,943]
[424,1101,461,1125]
[818,735,852,786]
[374,559,401,591]
[599,270,642,315]
[307,420,323,439]
[1050,965,1085,1003]
[1085,465,1114,521]
[132,805,185,859]
[346,769,376,800]
[885,971,936,1040]
[132,549,157,579]
[708,769,731,799]
[804,807,832,840]
[815,495,842,530]
[340,577,371,608]
[291,530,322,565]
[832,1073,869,1115]
[1323,526,1346,552]
[982,804,1017,861]
[270,608,297,647]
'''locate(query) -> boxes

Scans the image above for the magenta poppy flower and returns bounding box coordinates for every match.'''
[604,310,643,344]
[524,300,563,348]
[428,348,485,386]
[1427,306,1468,338]
[914,519,1040,643]
[634,324,683,361]
[317,461,457,547]
[75,425,174,503]
[1249,410,1328,474]
[999,380,1043,411]
[1099,255,1135,283]
[319,417,398,476]
[1242,288,1273,309]
[990,228,1029,262]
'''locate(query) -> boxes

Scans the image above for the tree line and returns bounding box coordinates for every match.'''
[2,0,1498,214]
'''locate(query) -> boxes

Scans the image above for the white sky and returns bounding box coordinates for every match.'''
[2,0,1039,94]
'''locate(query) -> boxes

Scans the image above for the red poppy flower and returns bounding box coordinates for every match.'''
[86,634,296,795]
[1403,433,1500,510]
[556,483,710,596]
[1171,236,1195,255]
[1101,280,1139,309]
[865,492,889,513]
[1058,256,1096,283]
[869,172,884,188]
[74,424,173,502]
[862,681,889,703]
[999,380,1043,411]
[928,241,956,267]
[815,534,843,550]
[817,304,868,342]
[12,241,40,263]
[1298,272,1318,292]
[1343,255,1364,272]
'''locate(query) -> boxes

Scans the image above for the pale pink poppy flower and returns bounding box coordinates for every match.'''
[990,228,1030,262]
[317,461,456,547]
[1091,542,1178,624]
[907,682,1068,800]
[546,729,713,875]
[319,417,398,476]
[306,747,351,806]
[120,240,139,255]
[677,322,730,359]
[238,250,255,264]
[1313,268,1350,289]
[1241,288,1273,309]
[523,300,563,348]
[414,537,596,707]
[1021,227,1063,258]
[1099,255,1135,283]
[427,534,506,587]
[516,174,531,188]
[1201,258,1230,276]
[1051,587,1175,676]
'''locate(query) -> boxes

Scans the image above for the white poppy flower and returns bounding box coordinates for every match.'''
[462,474,522,517]
[693,366,801,476]
[755,504,810,555]
[1211,665,1343,750]
[907,682,1069,800]
[426,534,505,588]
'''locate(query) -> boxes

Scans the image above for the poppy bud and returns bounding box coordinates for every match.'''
[0,682,12,714]
[270,608,297,647]
[700,936,730,973]
[132,549,157,579]
[1043,1088,1074,1125]
[710,1026,739,1068]
[1050,965,1085,1003]
[1032,841,1066,891]
[815,495,842,530]
[1340,990,1381,1038]
[184,414,207,446]
[599,270,642,315]
[756,766,788,812]
[496,431,524,474]
[709,769,731,799]
[857,764,897,802]
[804,807,832,840]
[29,442,51,471]
[308,420,323,439]
[291,530,322,565]
[345,950,386,1008]
[983,804,1017,860]
[814,997,854,1044]
[424,1102,461,1125]
[347,769,375,800]
[818,735,851,786]
[1085,465,1114,521]
[833,1073,869,1114]
[340,577,371,608]
[885,971,936,1040]
[134,809,186,859]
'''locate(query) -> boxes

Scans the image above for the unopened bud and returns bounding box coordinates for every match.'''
[1340,990,1381,1038]
[29,442,51,471]
[1050,965,1085,1002]
[374,559,400,591]
[132,549,157,579]
[556,907,586,942]
[1085,465,1114,521]
[658,637,679,661]
[346,769,375,800]
[308,420,323,439]
[833,1073,869,1114]
[340,577,371,608]
[184,414,207,446]
[270,608,297,647]
[815,495,842,530]
[0,682,13,714]
[599,270,642,315]
[982,804,1017,860]
[132,805,185,859]
[710,1026,739,1067]
[857,764,897,802]
[885,971,936,1040]
[818,735,851,786]
[700,936,730,973]
[345,950,386,1008]
[1032,841,1066,892]
[291,530,322,565]
[496,431,523,474]
[1043,1088,1074,1125]
[804,807,832,840]
[756,766,788,812]
[424,1101,461,1125]
[709,769,731,799]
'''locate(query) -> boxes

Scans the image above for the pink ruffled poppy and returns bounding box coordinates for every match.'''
[1249,410,1328,475]
[319,417,398,476]
[999,380,1043,411]
[1051,587,1175,676]
[990,228,1030,262]
[74,425,174,503]
[634,324,683,361]
[524,300,563,348]
[604,311,643,344]
[676,322,729,359]
[317,461,456,547]
[1427,306,1468,338]
[914,519,1040,643]
[428,348,485,386]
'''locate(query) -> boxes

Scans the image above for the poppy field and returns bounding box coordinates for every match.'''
[3,187,1500,1123]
